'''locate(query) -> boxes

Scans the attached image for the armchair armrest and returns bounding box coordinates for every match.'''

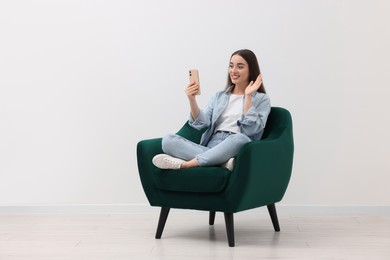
[225,127,294,212]
[137,122,205,205]
[137,138,163,203]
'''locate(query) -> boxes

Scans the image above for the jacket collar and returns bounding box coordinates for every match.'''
[224,86,234,94]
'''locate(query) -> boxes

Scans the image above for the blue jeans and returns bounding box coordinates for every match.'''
[161,131,251,166]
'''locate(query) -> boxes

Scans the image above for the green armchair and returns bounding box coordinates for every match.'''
[136,107,294,247]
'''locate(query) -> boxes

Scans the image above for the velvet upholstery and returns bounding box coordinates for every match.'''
[136,107,294,246]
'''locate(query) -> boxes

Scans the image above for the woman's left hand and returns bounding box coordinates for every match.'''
[245,74,263,95]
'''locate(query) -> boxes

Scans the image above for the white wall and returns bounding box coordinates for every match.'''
[1,0,389,207]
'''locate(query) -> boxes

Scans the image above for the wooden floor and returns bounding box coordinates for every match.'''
[1,209,390,259]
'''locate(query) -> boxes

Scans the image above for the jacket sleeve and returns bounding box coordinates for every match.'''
[188,93,216,130]
[238,94,271,137]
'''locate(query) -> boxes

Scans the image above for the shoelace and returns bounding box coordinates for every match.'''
[165,157,181,165]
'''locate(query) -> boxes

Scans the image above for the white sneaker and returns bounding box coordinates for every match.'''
[152,154,185,170]
[221,158,235,171]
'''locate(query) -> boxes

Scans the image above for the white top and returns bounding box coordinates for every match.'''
[215,94,244,133]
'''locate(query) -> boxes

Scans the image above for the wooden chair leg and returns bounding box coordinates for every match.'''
[224,212,235,247]
[155,207,170,239]
[267,203,280,232]
[209,211,216,225]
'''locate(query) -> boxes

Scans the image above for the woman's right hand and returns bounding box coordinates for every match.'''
[185,81,200,100]
[186,81,201,119]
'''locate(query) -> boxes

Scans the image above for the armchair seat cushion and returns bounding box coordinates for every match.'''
[153,167,231,193]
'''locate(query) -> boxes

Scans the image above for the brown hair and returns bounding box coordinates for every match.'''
[226,49,266,93]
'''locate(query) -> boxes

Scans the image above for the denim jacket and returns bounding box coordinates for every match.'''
[189,86,271,146]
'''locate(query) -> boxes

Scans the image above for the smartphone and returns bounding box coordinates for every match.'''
[189,69,201,95]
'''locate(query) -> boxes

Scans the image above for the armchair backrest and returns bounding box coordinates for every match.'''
[262,107,293,140]
[176,107,293,143]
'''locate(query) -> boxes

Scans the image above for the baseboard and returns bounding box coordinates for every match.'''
[0,204,389,214]
[274,205,390,215]
[0,204,157,214]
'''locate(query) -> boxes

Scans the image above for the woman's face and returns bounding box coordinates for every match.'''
[229,54,250,87]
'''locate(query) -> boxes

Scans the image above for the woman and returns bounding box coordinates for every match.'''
[153,49,271,171]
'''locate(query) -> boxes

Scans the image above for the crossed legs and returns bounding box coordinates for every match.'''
[156,132,250,169]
